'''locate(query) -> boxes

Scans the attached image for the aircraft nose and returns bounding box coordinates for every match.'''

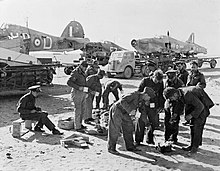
[131,39,137,47]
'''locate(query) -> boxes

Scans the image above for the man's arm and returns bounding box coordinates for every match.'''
[197,73,206,89]
[67,70,81,90]
[138,78,147,92]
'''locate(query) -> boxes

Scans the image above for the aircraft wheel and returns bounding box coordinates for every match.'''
[106,72,114,78]
[210,59,217,68]
[123,66,133,79]
[141,65,150,77]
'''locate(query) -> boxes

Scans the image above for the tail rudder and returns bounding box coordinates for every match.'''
[61,21,85,38]
[186,33,195,43]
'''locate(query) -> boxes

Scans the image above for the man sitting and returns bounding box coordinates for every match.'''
[17,85,63,135]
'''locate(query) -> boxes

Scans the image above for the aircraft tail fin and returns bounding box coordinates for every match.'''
[186,33,195,43]
[61,21,85,38]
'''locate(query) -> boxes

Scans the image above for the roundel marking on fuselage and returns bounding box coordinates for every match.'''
[33,38,41,47]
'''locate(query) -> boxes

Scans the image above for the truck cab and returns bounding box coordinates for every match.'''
[107,50,148,79]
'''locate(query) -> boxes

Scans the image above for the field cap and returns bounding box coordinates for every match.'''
[28,85,41,92]
[146,60,157,67]
[165,69,177,74]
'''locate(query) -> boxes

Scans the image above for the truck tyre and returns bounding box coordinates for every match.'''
[210,59,217,68]
[106,72,114,78]
[141,65,150,77]
[123,66,133,79]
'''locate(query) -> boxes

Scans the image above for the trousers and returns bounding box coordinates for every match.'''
[85,93,95,119]
[190,113,207,148]
[164,108,180,142]
[20,111,55,131]
[135,106,157,143]
[71,89,87,129]
[107,103,135,150]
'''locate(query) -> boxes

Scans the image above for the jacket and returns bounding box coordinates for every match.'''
[67,66,87,90]
[116,91,142,114]
[86,75,102,93]
[179,86,214,118]
[105,80,122,91]
[187,70,206,89]
[177,69,189,85]
[138,77,164,108]
[17,92,37,115]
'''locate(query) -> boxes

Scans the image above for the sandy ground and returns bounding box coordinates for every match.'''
[0,60,220,171]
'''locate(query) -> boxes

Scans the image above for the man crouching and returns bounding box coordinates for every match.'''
[107,87,155,155]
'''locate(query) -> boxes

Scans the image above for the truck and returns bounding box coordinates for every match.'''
[106,51,153,79]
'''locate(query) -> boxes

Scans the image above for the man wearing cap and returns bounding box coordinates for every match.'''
[164,69,184,143]
[163,86,214,155]
[84,70,105,124]
[136,70,165,144]
[107,89,154,154]
[175,61,189,85]
[102,80,123,110]
[67,60,88,132]
[17,85,63,135]
[187,60,206,89]
[146,60,157,77]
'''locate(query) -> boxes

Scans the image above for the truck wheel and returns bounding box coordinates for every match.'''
[141,65,150,77]
[210,59,217,68]
[106,72,114,78]
[123,66,133,79]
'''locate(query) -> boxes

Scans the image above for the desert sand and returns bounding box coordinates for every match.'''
[0,60,220,171]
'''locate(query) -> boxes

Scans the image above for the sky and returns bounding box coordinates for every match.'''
[0,0,220,55]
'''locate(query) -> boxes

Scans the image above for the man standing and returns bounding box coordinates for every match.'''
[164,70,184,143]
[135,70,164,145]
[107,88,155,154]
[102,80,123,110]
[163,86,214,154]
[67,60,88,132]
[85,70,105,124]
[175,61,189,85]
[85,60,102,109]
[187,60,206,89]
[17,85,63,135]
